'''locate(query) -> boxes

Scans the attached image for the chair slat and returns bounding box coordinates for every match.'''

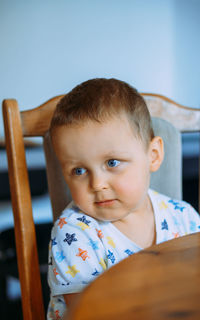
[3,99,45,320]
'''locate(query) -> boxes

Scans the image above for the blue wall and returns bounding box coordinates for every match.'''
[1,0,200,138]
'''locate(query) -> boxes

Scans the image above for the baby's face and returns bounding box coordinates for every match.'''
[52,114,155,222]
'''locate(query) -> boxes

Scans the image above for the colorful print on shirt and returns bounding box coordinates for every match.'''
[47,189,200,319]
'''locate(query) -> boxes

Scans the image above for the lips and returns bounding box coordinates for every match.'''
[95,199,116,207]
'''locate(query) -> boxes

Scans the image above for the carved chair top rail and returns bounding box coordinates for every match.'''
[142,93,200,132]
[6,93,199,138]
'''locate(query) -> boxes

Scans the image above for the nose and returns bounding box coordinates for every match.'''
[90,171,108,191]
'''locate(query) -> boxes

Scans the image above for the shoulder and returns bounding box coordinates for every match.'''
[52,201,102,239]
[149,189,200,234]
[149,189,194,212]
[48,203,109,295]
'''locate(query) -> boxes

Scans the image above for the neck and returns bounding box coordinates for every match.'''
[112,194,156,249]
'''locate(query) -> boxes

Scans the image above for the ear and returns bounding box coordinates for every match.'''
[149,136,164,172]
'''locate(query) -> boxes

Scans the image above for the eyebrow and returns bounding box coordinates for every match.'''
[62,150,131,167]
[103,151,131,158]
[63,159,81,166]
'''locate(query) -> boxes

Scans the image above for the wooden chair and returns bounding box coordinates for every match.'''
[2,93,200,320]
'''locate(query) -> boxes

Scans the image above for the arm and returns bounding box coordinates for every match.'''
[63,292,80,306]
[48,211,106,319]
[62,293,81,320]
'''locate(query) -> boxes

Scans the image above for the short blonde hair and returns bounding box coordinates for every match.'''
[50,78,154,148]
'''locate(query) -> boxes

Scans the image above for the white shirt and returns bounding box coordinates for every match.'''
[47,189,200,319]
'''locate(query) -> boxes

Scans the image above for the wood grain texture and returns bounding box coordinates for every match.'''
[67,233,200,320]
[2,99,45,320]
[142,93,200,132]
[21,95,64,136]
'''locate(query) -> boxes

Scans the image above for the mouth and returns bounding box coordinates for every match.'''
[95,199,116,207]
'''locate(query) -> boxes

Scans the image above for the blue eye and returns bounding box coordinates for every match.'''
[74,168,86,176]
[107,159,120,168]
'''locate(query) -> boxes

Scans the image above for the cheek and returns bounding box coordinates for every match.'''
[69,184,87,207]
[114,168,149,196]
[113,174,135,196]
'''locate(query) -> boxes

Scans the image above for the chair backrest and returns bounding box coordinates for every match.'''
[2,93,200,320]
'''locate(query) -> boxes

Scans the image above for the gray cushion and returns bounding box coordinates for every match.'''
[43,117,182,221]
[43,132,72,221]
[150,117,182,200]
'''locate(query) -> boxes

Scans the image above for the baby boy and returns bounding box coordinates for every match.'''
[47,78,200,319]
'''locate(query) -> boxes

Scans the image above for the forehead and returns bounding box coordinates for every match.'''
[51,115,144,162]
[52,114,131,143]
